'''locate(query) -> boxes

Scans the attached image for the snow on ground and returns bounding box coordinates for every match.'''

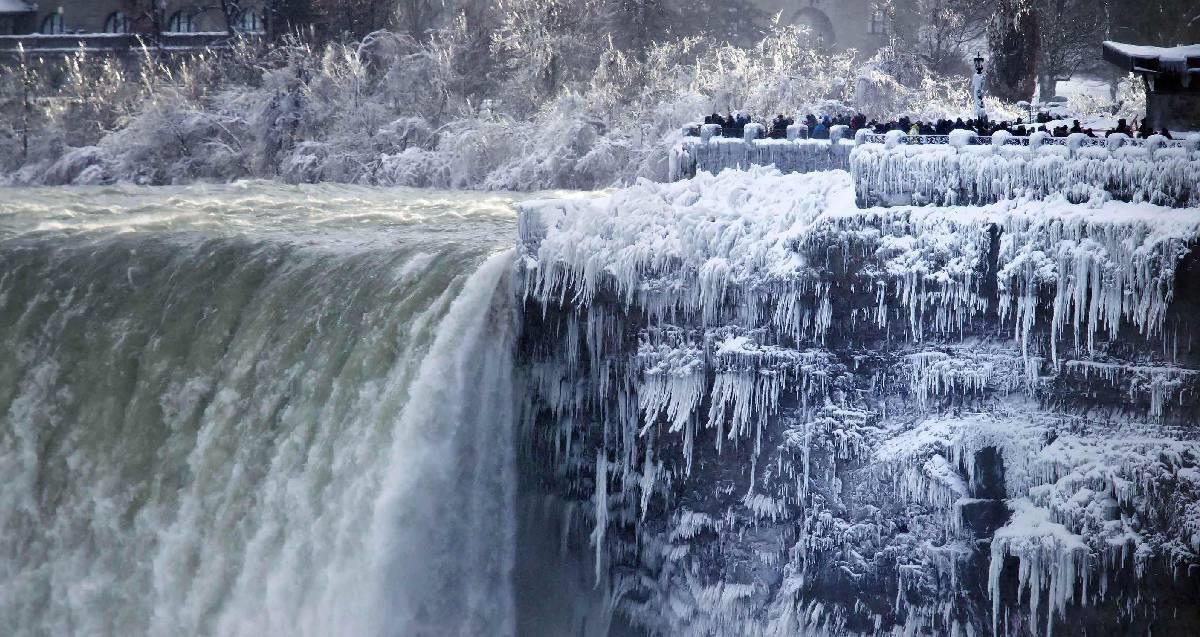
[1054,78,1112,103]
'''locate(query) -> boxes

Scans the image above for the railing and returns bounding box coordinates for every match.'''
[684,122,1199,151]
[852,130,1200,209]
[854,132,1193,150]
[683,123,853,144]
[0,32,257,57]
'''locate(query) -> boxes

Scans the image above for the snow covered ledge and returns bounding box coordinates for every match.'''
[516,167,1200,636]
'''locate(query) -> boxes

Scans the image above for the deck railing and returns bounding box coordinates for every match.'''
[852,132,1194,151]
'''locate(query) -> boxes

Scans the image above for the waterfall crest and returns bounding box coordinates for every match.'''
[0,187,520,637]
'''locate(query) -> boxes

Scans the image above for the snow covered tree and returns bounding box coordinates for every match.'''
[986,0,1039,103]
[601,0,677,55]
[888,0,993,75]
[1034,0,1103,99]
[491,0,608,106]
[393,0,446,40]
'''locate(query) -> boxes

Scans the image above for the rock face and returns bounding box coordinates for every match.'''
[515,168,1200,636]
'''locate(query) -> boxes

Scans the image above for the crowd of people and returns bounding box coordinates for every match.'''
[701,111,1177,141]
[868,115,1177,140]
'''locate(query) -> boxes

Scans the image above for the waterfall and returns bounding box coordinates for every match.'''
[0,186,521,637]
[368,250,518,637]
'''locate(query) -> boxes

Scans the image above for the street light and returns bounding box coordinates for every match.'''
[971,54,987,120]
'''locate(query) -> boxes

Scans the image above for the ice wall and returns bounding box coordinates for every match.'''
[850,133,1200,209]
[671,137,853,181]
[517,168,1200,636]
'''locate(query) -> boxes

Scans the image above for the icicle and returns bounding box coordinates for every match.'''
[591,450,608,587]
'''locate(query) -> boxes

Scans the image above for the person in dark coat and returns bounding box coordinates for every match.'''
[1108,118,1131,137]
[813,118,829,139]
[769,114,785,138]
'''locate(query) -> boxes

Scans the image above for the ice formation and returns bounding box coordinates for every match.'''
[517,168,1200,635]
[671,136,853,181]
[851,133,1200,209]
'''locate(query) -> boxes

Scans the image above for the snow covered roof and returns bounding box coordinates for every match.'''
[1103,40,1200,76]
[0,0,33,14]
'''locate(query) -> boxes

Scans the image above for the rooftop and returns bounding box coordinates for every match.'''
[0,0,33,14]
[1102,40,1200,76]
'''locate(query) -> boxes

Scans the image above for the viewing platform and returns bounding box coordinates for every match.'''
[669,122,854,181]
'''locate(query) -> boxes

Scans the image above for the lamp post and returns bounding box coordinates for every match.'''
[971,54,987,121]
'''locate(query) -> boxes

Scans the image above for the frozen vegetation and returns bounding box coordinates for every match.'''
[517,168,1200,635]
[2,10,1140,192]
[0,26,879,190]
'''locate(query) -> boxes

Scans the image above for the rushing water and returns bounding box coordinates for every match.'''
[0,182,567,637]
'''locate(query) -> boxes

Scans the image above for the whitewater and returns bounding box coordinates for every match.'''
[0,182,570,637]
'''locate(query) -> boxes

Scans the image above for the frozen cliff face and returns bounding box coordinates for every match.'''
[516,168,1200,636]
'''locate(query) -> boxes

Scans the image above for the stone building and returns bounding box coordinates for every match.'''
[2,0,263,36]
[751,0,888,56]
[0,1,34,34]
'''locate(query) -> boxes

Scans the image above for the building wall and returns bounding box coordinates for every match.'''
[749,0,885,56]
[1148,92,1200,132]
[27,1,262,35]
[19,0,880,51]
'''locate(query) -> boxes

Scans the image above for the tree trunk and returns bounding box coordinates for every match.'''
[1038,73,1055,100]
